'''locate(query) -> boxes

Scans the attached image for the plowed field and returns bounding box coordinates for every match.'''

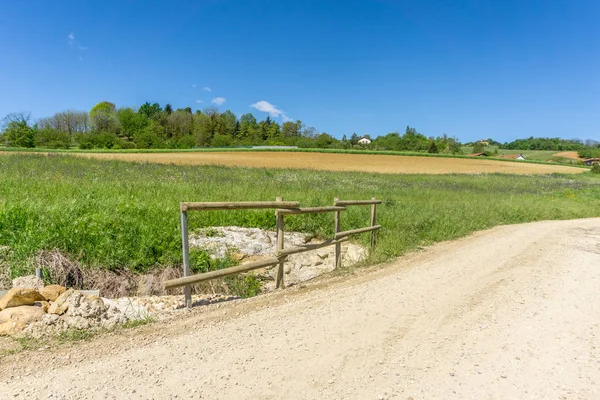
[73,151,585,174]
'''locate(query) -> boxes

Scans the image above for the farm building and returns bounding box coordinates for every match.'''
[583,158,600,166]
[358,137,372,145]
[468,152,490,157]
[500,153,526,160]
[477,140,490,146]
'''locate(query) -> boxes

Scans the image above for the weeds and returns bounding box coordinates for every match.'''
[1,154,600,280]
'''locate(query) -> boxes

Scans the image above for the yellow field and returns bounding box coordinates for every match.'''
[70,151,585,175]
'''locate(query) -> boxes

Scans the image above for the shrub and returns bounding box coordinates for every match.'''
[211,134,233,147]
[34,128,71,149]
[427,141,438,154]
[472,142,485,153]
[134,131,165,149]
[177,135,196,149]
[2,121,35,148]
[76,132,119,149]
[591,163,600,174]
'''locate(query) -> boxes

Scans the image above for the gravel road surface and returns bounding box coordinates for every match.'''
[1,218,599,399]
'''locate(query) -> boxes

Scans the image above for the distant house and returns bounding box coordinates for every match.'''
[583,158,600,166]
[358,137,372,145]
[500,153,526,160]
[468,152,489,157]
[477,140,490,146]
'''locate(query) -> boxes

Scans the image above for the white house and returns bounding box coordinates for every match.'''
[358,137,372,145]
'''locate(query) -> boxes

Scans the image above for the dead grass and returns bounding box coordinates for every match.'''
[71,151,585,175]
[0,246,11,290]
[36,249,84,289]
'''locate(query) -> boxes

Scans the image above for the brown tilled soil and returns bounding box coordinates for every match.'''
[2,218,600,399]
[553,151,582,159]
[71,151,585,175]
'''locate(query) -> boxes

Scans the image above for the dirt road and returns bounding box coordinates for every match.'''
[73,151,585,175]
[2,219,600,399]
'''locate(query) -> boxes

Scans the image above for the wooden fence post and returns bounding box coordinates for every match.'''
[275,197,285,288]
[370,197,377,248]
[180,208,192,308]
[334,197,342,269]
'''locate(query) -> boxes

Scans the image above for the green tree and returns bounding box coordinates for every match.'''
[2,119,35,148]
[34,128,70,149]
[472,142,485,153]
[427,140,439,153]
[138,102,162,119]
[90,101,118,133]
[117,108,148,140]
[238,113,258,141]
[164,104,173,115]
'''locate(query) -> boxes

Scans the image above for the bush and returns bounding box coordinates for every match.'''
[76,132,119,149]
[113,140,136,150]
[134,131,165,149]
[591,163,600,174]
[177,135,196,149]
[472,142,485,153]
[211,134,233,147]
[34,128,71,149]
[579,148,600,159]
[427,141,438,154]
[2,121,35,148]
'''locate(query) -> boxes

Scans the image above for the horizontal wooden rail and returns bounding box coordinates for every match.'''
[165,257,280,290]
[334,225,381,239]
[278,237,349,257]
[334,199,382,206]
[181,201,300,212]
[276,206,346,215]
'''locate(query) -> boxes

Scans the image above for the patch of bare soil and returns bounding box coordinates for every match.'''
[1,218,600,399]
[71,151,585,175]
[553,151,581,159]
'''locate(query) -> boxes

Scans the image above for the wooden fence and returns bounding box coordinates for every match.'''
[164,198,382,308]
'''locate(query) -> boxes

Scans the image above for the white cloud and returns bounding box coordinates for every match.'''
[68,32,87,51]
[212,97,226,106]
[251,100,291,121]
[203,86,212,92]
[195,99,203,104]
[192,84,197,88]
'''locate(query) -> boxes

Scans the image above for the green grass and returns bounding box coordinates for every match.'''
[1,153,600,278]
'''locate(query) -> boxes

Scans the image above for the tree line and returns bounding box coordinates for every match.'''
[2,101,597,154]
[0,102,464,153]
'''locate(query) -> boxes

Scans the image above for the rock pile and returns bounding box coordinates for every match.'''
[0,277,149,338]
[192,226,367,288]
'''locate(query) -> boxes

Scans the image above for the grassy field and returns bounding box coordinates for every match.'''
[1,153,600,282]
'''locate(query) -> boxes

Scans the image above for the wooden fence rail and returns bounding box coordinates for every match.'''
[166,197,382,308]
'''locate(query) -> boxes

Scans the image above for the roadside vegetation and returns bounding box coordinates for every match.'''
[2,154,600,284]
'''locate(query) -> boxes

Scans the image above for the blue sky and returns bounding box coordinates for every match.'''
[1,0,599,142]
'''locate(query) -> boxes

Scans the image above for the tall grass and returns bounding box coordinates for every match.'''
[1,153,600,277]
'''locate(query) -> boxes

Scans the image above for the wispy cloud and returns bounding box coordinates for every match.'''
[195,99,203,104]
[192,84,197,88]
[212,97,226,106]
[203,87,212,92]
[251,100,291,121]
[68,32,87,51]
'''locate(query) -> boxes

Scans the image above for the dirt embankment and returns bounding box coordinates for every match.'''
[71,151,586,175]
[1,218,600,399]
